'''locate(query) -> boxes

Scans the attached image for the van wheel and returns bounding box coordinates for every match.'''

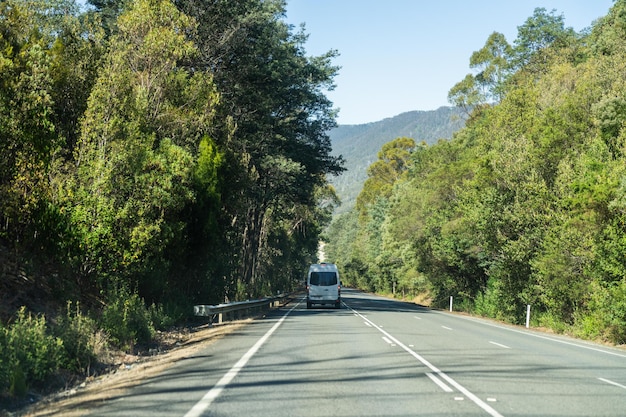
[335,302,341,309]
[307,302,312,309]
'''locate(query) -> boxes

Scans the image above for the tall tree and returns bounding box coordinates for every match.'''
[512,7,577,73]
[356,137,415,215]
[448,32,512,110]
[70,0,221,299]
[177,0,344,297]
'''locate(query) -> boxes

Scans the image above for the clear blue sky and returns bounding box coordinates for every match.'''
[285,0,615,125]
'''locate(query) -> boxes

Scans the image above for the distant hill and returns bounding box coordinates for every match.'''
[329,107,467,213]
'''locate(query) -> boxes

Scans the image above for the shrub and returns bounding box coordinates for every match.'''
[54,302,98,374]
[101,286,155,351]
[577,281,626,344]
[148,303,179,331]
[0,307,63,396]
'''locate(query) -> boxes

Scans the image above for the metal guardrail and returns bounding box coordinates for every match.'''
[194,294,289,325]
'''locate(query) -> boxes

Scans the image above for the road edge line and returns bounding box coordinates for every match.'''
[184,301,299,417]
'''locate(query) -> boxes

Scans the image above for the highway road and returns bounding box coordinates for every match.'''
[91,289,626,416]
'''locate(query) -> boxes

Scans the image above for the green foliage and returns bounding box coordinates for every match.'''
[469,31,513,102]
[0,303,98,397]
[54,302,98,374]
[0,0,346,393]
[101,286,154,351]
[329,108,466,213]
[356,137,415,215]
[576,281,626,344]
[0,307,63,396]
[147,302,180,331]
[0,0,58,244]
[332,2,626,344]
[513,7,577,71]
[177,0,344,298]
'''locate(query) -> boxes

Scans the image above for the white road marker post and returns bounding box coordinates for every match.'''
[449,296,453,312]
[526,304,531,328]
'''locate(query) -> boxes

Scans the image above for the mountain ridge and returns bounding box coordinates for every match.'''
[329,106,467,212]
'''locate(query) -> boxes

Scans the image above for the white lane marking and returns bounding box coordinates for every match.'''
[348,306,504,417]
[487,398,497,402]
[455,397,465,401]
[382,336,393,345]
[489,341,511,349]
[452,314,626,359]
[426,372,453,392]
[364,321,372,327]
[184,302,298,417]
[414,316,422,320]
[598,377,626,390]
[442,326,453,330]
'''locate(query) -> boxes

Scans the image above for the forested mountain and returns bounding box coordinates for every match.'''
[325,4,626,345]
[329,108,466,212]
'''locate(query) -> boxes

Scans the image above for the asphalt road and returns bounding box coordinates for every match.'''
[91,289,626,417]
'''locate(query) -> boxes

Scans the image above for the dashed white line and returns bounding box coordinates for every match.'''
[452,313,626,359]
[348,306,504,417]
[382,336,393,345]
[442,326,453,330]
[489,341,511,349]
[599,377,626,390]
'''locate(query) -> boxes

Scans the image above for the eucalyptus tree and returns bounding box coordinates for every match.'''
[512,7,578,72]
[70,0,221,300]
[448,32,512,111]
[356,137,415,216]
[177,0,344,298]
[0,0,58,244]
[0,0,103,253]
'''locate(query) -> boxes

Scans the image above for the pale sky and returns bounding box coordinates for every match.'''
[285,0,615,125]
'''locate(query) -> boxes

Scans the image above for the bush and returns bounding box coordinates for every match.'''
[101,286,155,351]
[54,302,98,374]
[536,310,569,334]
[473,279,500,318]
[576,281,626,344]
[0,307,63,396]
[148,303,180,331]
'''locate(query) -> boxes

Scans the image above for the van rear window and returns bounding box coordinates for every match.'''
[310,272,338,286]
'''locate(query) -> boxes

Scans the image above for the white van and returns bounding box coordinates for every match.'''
[307,263,341,309]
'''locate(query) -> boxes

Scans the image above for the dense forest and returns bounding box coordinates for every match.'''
[325,3,626,345]
[0,0,342,396]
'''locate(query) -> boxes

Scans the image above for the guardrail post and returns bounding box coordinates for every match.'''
[526,304,531,328]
